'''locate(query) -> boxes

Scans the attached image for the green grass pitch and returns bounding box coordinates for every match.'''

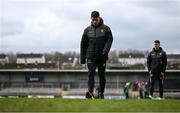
[0,98,179,112]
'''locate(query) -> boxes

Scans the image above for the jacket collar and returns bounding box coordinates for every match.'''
[153,47,163,52]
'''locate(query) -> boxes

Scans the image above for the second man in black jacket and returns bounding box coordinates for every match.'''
[147,40,167,99]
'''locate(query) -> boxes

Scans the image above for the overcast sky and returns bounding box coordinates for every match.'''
[0,0,180,53]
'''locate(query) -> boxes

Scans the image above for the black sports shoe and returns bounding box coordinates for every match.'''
[85,92,94,99]
[99,93,104,99]
[96,88,104,99]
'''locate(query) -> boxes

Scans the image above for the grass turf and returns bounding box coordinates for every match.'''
[0,98,179,112]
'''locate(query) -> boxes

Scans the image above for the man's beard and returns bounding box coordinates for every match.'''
[92,20,99,27]
[155,47,160,50]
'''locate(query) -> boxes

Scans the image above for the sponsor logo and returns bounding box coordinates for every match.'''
[101,29,104,32]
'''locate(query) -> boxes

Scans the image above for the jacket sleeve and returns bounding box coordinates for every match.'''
[80,28,88,64]
[147,53,152,73]
[103,26,113,55]
[162,51,167,72]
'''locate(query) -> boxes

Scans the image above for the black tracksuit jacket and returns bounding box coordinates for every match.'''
[80,18,113,64]
[147,47,167,74]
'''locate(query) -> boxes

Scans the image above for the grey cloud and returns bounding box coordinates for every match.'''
[132,0,180,17]
[0,0,180,53]
[1,20,24,37]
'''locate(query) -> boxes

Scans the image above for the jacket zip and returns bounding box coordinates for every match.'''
[94,27,96,58]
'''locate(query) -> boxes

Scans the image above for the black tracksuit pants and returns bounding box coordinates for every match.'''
[149,73,164,98]
[87,59,106,94]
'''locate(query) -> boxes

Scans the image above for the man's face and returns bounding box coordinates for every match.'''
[154,43,160,50]
[91,17,100,26]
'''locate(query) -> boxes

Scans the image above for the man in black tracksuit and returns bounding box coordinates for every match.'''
[80,11,113,99]
[147,40,167,98]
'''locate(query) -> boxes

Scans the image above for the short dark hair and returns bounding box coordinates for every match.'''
[154,40,160,44]
[91,11,100,18]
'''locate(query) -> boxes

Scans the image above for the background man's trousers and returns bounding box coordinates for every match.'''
[87,59,106,94]
[149,73,164,98]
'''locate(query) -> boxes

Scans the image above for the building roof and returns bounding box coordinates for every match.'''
[17,53,43,58]
[0,54,7,59]
[167,54,180,59]
[119,54,145,58]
